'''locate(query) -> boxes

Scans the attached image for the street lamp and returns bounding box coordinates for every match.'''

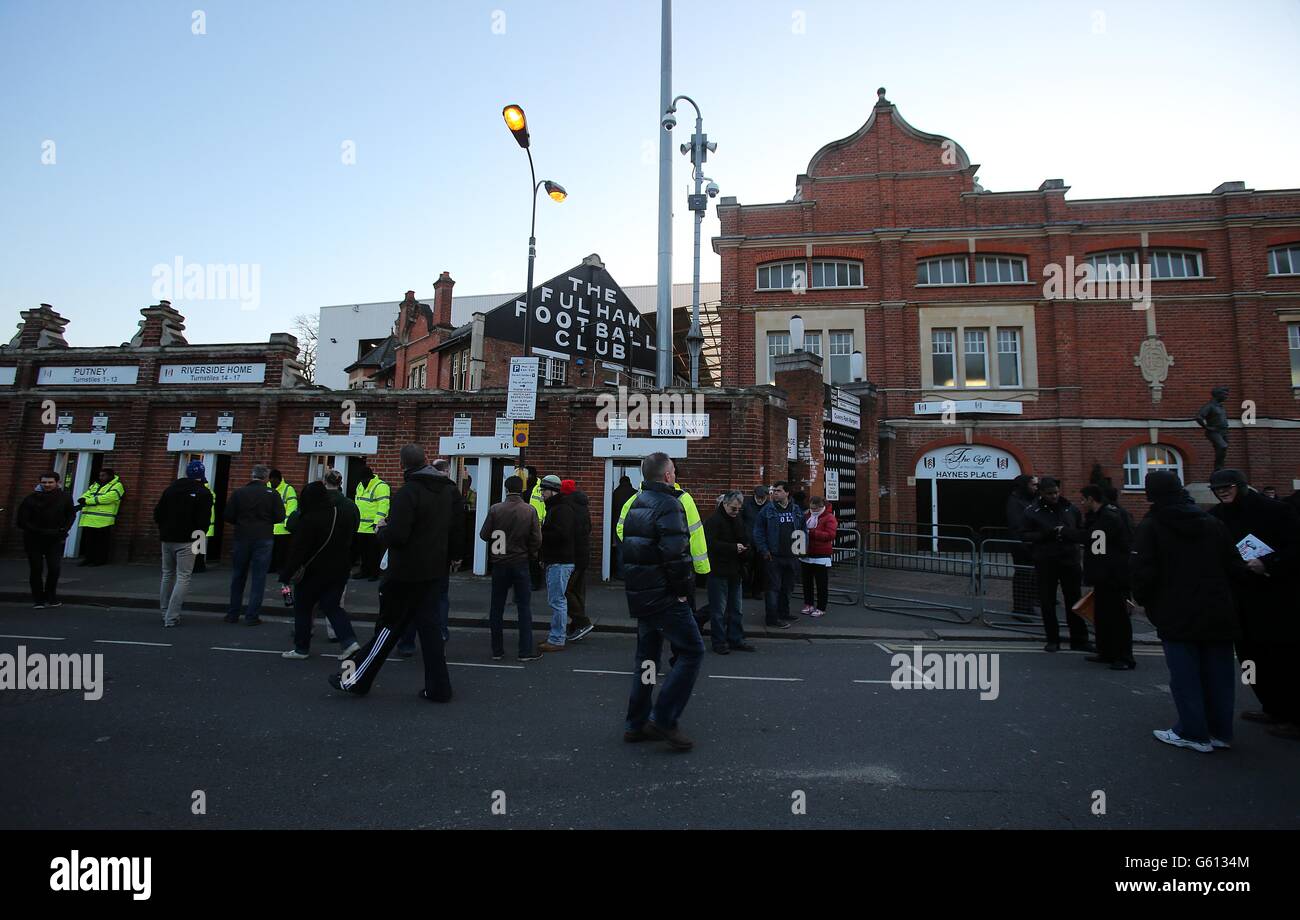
[501,103,566,368]
[664,93,717,388]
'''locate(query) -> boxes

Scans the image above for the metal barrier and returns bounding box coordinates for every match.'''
[860,528,979,624]
[977,537,1046,635]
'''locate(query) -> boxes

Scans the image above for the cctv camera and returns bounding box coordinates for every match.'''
[661,112,676,131]
[706,181,720,198]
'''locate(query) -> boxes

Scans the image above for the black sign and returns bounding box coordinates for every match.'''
[482,261,657,372]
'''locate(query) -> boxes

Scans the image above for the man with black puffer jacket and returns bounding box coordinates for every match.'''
[153,461,214,627]
[537,475,580,652]
[563,481,595,643]
[331,444,463,702]
[17,472,77,609]
[1021,476,1093,653]
[621,452,703,752]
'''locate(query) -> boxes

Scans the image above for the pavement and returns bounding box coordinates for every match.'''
[0,557,1162,644]
[2,602,1296,829]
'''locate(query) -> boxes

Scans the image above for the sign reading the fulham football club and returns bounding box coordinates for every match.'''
[159,363,266,384]
[914,445,1021,481]
[482,258,657,372]
[37,365,139,386]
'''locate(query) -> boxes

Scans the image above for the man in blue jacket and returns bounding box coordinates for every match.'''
[621,451,703,751]
[753,481,806,629]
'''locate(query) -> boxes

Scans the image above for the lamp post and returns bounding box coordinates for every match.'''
[664,93,717,388]
[503,104,566,478]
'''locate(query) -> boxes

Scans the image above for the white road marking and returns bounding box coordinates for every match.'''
[449,661,524,670]
[95,640,171,647]
[854,679,897,684]
[210,647,285,655]
[573,669,634,676]
[709,674,803,682]
[0,634,65,641]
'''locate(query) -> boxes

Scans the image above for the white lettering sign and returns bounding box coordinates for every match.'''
[167,433,243,452]
[37,366,139,386]
[914,400,1023,416]
[650,413,709,439]
[453,416,472,437]
[159,363,266,384]
[787,419,798,460]
[826,470,840,502]
[495,417,513,439]
[915,446,1020,481]
[43,433,117,451]
[297,434,378,455]
[507,358,539,420]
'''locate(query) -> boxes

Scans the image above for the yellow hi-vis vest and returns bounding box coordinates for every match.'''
[616,482,710,575]
[355,477,391,533]
[205,482,215,537]
[271,481,297,536]
[79,476,124,529]
[529,482,547,525]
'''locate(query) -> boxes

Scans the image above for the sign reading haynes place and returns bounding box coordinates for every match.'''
[482,260,657,373]
[160,363,266,384]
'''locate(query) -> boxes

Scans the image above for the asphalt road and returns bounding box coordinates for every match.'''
[2,603,1296,829]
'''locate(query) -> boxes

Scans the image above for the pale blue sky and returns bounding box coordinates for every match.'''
[2,0,1297,346]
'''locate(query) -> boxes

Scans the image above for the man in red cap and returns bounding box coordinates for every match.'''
[560,479,595,642]
[537,475,581,651]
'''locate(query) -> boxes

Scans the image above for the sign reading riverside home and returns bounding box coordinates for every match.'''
[482,258,657,372]
[160,363,266,384]
[37,365,139,386]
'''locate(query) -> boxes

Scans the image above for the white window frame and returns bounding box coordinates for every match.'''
[828,330,854,384]
[917,256,969,286]
[1150,249,1204,279]
[1086,250,1139,283]
[963,328,989,389]
[1123,445,1184,490]
[767,331,791,383]
[1289,323,1300,388]
[931,329,956,388]
[973,255,1028,284]
[757,261,803,291]
[810,259,864,289]
[803,331,822,356]
[541,355,567,387]
[1268,245,1300,276]
[997,328,1022,387]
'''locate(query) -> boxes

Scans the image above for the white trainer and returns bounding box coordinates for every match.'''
[1153,728,1212,753]
[281,649,309,660]
[337,641,361,659]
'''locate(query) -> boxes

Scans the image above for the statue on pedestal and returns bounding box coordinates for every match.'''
[1194,386,1230,472]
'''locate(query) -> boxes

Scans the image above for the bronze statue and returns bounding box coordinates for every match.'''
[1194,386,1230,472]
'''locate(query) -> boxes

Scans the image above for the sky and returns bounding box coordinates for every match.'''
[2,0,1298,347]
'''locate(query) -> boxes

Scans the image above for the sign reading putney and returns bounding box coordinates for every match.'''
[482,258,657,373]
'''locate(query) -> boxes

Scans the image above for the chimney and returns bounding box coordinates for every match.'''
[10,304,70,349]
[129,300,189,347]
[433,272,455,327]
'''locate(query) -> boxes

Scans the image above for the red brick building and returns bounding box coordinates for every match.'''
[713,87,1300,532]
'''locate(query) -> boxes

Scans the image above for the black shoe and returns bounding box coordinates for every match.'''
[492,653,505,661]
[328,673,366,696]
[517,651,543,662]
[730,643,757,652]
[1070,642,1097,653]
[419,689,453,703]
[766,620,791,630]
[224,615,240,624]
[1085,655,1111,663]
[624,725,653,743]
[1110,660,1137,670]
[244,618,262,627]
[643,719,693,751]
[711,646,730,655]
[1043,642,1060,653]
[46,601,63,608]
[396,645,416,658]
[568,622,595,642]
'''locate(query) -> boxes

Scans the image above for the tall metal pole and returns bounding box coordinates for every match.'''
[655,0,673,388]
[688,110,704,388]
[521,149,539,476]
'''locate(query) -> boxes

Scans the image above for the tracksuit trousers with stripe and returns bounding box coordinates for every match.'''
[340,578,452,698]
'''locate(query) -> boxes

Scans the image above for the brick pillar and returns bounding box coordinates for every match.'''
[433,272,455,327]
[129,300,188,348]
[774,350,826,498]
[12,304,70,350]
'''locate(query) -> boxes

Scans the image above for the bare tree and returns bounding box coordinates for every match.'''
[292,313,318,384]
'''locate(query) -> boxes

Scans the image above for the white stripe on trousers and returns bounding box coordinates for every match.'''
[343,626,391,688]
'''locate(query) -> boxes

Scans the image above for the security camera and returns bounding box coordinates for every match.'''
[661,111,676,131]
[706,181,720,198]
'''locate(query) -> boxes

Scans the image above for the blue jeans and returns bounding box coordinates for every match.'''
[625,601,705,731]
[228,538,273,621]
[1162,640,1236,743]
[399,575,449,650]
[545,563,574,645]
[489,561,534,657]
[764,556,799,623]
[708,575,745,649]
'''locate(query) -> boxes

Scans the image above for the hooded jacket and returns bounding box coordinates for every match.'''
[17,488,77,538]
[1081,503,1131,589]
[283,487,359,583]
[1210,489,1300,642]
[740,496,768,544]
[1130,495,1243,642]
[569,490,593,565]
[753,499,806,558]
[378,465,464,582]
[154,477,214,544]
[1021,497,1084,565]
[541,492,581,565]
[622,480,694,618]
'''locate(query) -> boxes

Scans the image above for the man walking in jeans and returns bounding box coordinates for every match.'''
[153,460,213,628]
[223,464,285,625]
[622,452,704,751]
[480,474,542,661]
[753,481,805,629]
[537,475,580,652]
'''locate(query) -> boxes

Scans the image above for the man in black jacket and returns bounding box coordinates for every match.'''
[332,444,462,701]
[611,473,637,578]
[17,472,77,608]
[154,461,214,627]
[1004,474,1038,616]
[1021,476,1093,653]
[740,485,770,599]
[1209,468,1300,738]
[223,464,285,625]
[563,481,595,643]
[621,452,703,751]
[704,491,755,654]
[1132,470,1244,752]
[1079,484,1134,669]
[537,475,580,652]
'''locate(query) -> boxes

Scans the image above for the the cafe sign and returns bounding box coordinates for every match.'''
[914,445,1021,481]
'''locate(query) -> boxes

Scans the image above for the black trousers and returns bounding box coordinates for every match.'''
[81,526,113,565]
[352,533,382,578]
[745,551,767,598]
[566,560,589,628]
[800,563,829,611]
[1092,584,1133,664]
[1237,640,1300,722]
[1036,560,1088,646]
[340,578,451,698]
[25,533,65,603]
[269,535,292,576]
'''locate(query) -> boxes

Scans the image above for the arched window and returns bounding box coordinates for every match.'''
[1123,444,1184,490]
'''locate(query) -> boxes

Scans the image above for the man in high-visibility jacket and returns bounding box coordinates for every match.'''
[77,468,125,566]
[617,476,711,578]
[268,469,298,576]
[193,466,217,573]
[353,464,390,581]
